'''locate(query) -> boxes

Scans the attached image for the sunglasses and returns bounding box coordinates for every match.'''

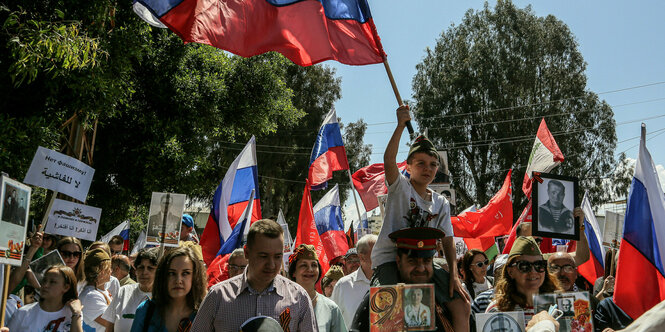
[510,260,547,273]
[60,250,82,259]
[473,260,490,268]
[549,264,575,273]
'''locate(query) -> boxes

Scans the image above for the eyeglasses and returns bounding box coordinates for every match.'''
[60,250,82,259]
[229,264,247,271]
[509,260,547,273]
[549,264,575,273]
[473,260,490,268]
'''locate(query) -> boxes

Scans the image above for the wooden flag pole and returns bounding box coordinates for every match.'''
[382,58,415,136]
[0,264,11,327]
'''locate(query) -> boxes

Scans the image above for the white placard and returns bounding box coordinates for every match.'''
[603,211,624,248]
[0,176,32,266]
[23,146,95,202]
[146,192,186,247]
[44,198,101,241]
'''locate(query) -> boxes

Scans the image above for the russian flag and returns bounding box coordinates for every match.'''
[308,108,349,190]
[133,0,385,67]
[207,190,255,288]
[313,184,349,259]
[101,220,130,251]
[200,137,262,266]
[614,124,665,319]
[577,192,605,285]
[352,161,408,211]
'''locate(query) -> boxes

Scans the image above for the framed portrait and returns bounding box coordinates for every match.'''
[0,175,32,266]
[369,283,435,331]
[532,172,579,240]
[533,292,593,332]
[475,312,525,332]
[146,192,186,247]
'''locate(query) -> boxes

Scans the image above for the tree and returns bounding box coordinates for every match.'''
[411,0,617,217]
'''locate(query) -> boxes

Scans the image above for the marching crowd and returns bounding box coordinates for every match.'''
[3,106,665,332]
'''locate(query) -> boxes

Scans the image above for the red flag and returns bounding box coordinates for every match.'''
[523,119,564,196]
[452,170,513,238]
[207,253,231,289]
[295,179,330,276]
[502,199,532,254]
[352,161,407,211]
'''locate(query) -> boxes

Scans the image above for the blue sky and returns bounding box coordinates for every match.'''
[328,0,665,219]
[329,0,665,167]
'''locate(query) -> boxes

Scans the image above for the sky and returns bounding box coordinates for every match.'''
[328,1,665,220]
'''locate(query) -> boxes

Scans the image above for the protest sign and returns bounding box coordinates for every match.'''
[44,199,101,241]
[603,211,624,248]
[0,176,31,266]
[23,146,95,202]
[146,192,186,247]
[29,250,65,286]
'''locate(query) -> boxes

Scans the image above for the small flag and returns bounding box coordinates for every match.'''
[295,179,330,276]
[308,108,349,190]
[313,184,349,259]
[523,119,564,197]
[352,161,408,211]
[101,220,130,251]
[577,192,605,284]
[130,231,147,255]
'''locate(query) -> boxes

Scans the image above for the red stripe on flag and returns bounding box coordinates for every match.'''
[614,240,665,319]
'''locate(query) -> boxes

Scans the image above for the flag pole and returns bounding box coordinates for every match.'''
[382,58,414,136]
[347,169,364,246]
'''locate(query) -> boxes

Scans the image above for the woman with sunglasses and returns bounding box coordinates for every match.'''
[461,249,493,300]
[57,237,85,284]
[486,237,560,322]
[288,244,345,332]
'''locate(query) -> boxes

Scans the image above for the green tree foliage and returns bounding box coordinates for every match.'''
[411,1,617,216]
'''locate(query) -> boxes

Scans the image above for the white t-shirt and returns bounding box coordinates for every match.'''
[7,302,73,332]
[102,283,152,332]
[330,267,371,329]
[77,276,120,299]
[80,285,112,331]
[372,173,453,268]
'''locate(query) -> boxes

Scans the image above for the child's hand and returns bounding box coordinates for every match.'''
[396,105,411,127]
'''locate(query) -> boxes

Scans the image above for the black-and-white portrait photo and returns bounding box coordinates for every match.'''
[558,296,576,317]
[533,173,579,240]
[404,288,431,328]
[146,192,186,246]
[2,182,29,226]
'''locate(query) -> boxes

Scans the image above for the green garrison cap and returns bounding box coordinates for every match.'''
[509,236,543,258]
[408,135,439,161]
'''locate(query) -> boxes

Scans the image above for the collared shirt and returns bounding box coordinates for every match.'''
[190,272,317,332]
[119,274,136,287]
[330,267,371,329]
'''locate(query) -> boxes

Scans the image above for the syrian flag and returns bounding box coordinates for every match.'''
[523,119,564,197]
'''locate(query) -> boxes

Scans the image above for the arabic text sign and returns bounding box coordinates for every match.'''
[45,199,101,242]
[0,176,31,267]
[23,146,95,202]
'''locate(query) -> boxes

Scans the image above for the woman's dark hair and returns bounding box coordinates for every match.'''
[494,255,561,311]
[152,247,207,314]
[288,257,322,284]
[56,237,85,282]
[41,265,78,305]
[135,247,160,267]
[462,249,488,299]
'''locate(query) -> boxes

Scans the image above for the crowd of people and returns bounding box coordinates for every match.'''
[3,106,665,332]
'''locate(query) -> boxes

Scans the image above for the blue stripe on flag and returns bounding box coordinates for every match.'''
[314,205,344,234]
[136,0,183,17]
[229,166,260,205]
[585,218,605,267]
[120,229,130,241]
[265,0,372,22]
[623,178,665,276]
[309,123,344,165]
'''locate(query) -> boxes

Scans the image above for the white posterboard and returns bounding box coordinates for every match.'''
[146,192,186,247]
[23,146,95,202]
[603,211,624,248]
[0,176,32,266]
[475,311,525,332]
[44,199,101,241]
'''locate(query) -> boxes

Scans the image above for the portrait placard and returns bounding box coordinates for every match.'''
[23,146,95,202]
[532,172,579,240]
[44,199,101,241]
[369,283,435,331]
[602,211,624,248]
[533,291,593,332]
[29,249,65,286]
[475,312,525,332]
[0,176,32,266]
[146,192,186,247]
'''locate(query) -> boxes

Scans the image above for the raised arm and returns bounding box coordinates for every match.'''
[385,105,411,185]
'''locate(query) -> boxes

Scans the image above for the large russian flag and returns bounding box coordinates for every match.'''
[200,137,262,266]
[577,192,605,285]
[133,0,385,66]
[308,108,349,190]
[352,161,408,211]
[614,124,665,319]
[313,184,349,259]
